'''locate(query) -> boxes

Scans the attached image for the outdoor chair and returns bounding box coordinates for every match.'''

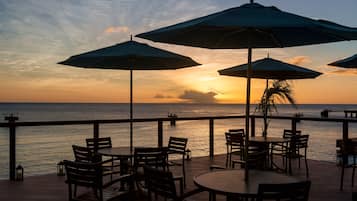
[167,137,188,187]
[86,137,121,178]
[232,141,267,170]
[144,165,203,201]
[86,137,112,151]
[225,129,245,168]
[133,147,184,195]
[256,180,311,201]
[340,140,357,189]
[270,130,302,173]
[64,160,134,201]
[72,145,120,180]
[286,135,309,178]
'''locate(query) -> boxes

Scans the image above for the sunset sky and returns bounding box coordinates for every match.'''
[1,0,357,104]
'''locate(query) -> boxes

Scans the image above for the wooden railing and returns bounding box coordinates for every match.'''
[1,114,357,180]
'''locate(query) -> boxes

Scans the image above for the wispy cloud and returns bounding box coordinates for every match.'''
[154,94,174,99]
[104,26,129,34]
[287,56,312,65]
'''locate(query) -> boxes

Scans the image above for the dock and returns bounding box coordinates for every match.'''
[0,154,353,201]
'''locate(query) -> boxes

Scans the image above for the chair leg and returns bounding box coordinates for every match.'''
[304,153,309,178]
[182,156,186,187]
[340,165,345,191]
[353,166,356,187]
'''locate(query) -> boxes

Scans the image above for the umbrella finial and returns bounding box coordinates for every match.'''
[250,0,254,3]
[267,53,270,58]
[130,35,133,41]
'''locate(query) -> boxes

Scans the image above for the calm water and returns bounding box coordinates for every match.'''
[0,103,357,179]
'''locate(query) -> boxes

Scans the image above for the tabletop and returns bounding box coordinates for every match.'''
[97,147,133,157]
[193,169,302,197]
[249,136,289,143]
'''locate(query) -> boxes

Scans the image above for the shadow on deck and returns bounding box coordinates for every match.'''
[0,154,354,201]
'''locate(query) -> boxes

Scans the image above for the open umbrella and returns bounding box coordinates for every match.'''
[219,57,322,136]
[218,57,322,80]
[58,37,200,151]
[137,1,357,180]
[329,54,357,68]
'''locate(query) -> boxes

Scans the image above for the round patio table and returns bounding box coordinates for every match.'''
[249,136,289,143]
[194,169,301,198]
[98,147,134,174]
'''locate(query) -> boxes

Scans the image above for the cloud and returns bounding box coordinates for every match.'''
[154,94,173,99]
[178,90,217,103]
[328,69,357,75]
[287,56,312,65]
[104,26,129,34]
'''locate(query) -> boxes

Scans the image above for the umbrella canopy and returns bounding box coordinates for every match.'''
[137,3,357,49]
[136,2,357,180]
[328,54,357,68]
[59,40,199,69]
[58,39,200,151]
[218,57,322,80]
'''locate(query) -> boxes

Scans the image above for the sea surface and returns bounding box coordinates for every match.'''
[1,103,357,179]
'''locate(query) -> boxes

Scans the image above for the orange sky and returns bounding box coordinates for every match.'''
[1,0,357,104]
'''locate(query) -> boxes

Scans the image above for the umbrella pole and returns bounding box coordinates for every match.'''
[130,69,133,152]
[245,47,252,181]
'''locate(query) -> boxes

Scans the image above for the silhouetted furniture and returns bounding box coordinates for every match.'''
[256,180,311,201]
[72,145,120,180]
[63,160,134,201]
[231,140,267,170]
[340,140,357,190]
[86,137,122,180]
[144,166,203,201]
[225,129,244,168]
[284,135,309,178]
[194,169,302,200]
[86,137,112,151]
[133,147,183,194]
[167,137,188,187]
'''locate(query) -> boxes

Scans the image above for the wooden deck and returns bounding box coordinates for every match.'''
[0,154,354,201]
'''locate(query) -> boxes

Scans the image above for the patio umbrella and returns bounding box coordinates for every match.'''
[58,37,200,152]
[329,54,357,68]
[218,57,322,136]
[137,1,357,180]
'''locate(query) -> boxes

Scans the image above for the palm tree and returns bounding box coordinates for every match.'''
[257,80,297,137]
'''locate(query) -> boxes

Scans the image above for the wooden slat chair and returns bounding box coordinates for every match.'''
[86,137,121,179]
[64,160,134,201]
[133,147,185,195]
[270,130,302,172]
[225,130,244,168]
[72,145,120,180]
[256,180,311,201]
[167,137,188,187]
[231,141,268,170]
[144,166,203,201]
[287,135,309,178]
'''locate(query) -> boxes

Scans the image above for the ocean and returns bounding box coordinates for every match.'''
[0,103,357,179]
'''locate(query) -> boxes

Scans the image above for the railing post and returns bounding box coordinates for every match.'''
[342,120,349,166]
[291,118,297,134]
[251,116,255,137]
[93,122,99,153]
[209,118,214,159]
[5,115,18,181]
[158,120,163,148]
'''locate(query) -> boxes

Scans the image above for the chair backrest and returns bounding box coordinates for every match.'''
[294,135,309,149]
[228,128,245,136]
[283,129,302,139]
[133,147,167,173]
[144,165,178,201]
[72,145,97,163]
[64,160,102,188]
[86,137,112,151]
[168,137,188,154]
[256,180,311,201]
